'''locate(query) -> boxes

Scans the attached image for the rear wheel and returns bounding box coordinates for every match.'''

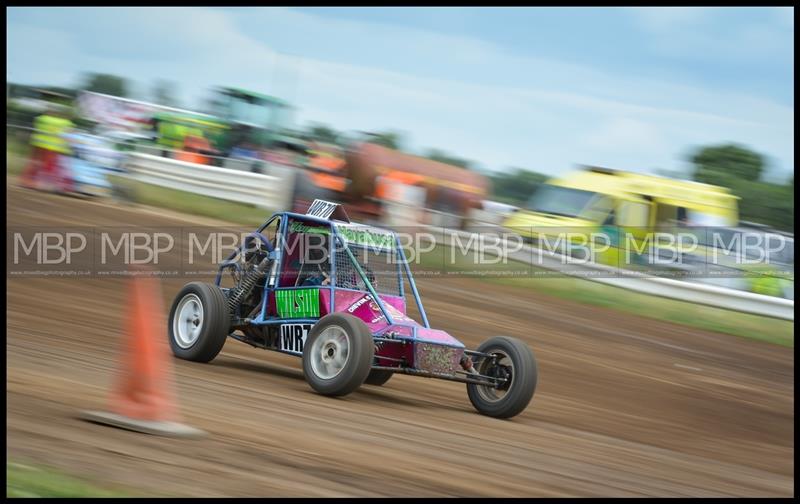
[302,313,374,396]
[168,282,231,363]
[467,336,537,419]
[364,369,394,386]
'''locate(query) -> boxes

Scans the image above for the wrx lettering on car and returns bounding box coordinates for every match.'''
[280,324,311,354]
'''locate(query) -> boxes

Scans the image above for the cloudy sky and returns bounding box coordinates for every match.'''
[6,7,795,181]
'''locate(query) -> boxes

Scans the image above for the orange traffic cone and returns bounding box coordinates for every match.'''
[81,273,205,437]
[109,273,177,421]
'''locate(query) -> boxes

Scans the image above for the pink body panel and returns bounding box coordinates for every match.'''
[319,289,333,316]
[335,290,464,348]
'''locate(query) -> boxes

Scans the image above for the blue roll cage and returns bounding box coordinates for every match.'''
[214,211,431,330]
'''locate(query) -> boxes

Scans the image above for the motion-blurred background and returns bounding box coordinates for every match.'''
[6,6,794,498]
[7,7,794,284]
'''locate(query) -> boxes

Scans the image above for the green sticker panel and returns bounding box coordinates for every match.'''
[276,288,320,318]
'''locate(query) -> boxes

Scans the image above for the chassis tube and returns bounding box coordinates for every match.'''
[333,229,395,325]
[396,239,430,328]
[370,366,503,386]
[215,215,279,286]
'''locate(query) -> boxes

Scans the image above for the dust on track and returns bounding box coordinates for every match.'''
[6,186,793,496]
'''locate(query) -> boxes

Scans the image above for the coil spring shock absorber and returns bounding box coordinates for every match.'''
[227,255,272,315]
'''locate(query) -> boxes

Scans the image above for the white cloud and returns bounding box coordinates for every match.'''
[629,6,793,64]
[774,7,794,29]
[631,6,711,33]
[6,24,81,85]
[584,118,665,153]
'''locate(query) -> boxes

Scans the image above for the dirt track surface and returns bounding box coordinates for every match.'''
[6,185,794,497]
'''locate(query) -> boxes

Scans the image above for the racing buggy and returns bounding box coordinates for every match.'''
[168,200,538,418]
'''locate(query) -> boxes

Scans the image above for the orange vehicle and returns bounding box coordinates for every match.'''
[291,141,490,226]
[343,142,490,222]
[306,142,347,193]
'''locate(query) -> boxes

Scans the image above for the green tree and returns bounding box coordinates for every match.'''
[365,130,404,150]
[40,86,77,100]
[689,143,793,232]
[307,122,340,144]
[7,82,20,98]
[691,143,764,183]
[729,179,794,232]
[489,167,549,206]
[424,148,474,169]
[152,79,179,108]
[82,73,129,97]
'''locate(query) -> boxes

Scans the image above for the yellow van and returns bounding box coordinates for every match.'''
[502,166,740,268]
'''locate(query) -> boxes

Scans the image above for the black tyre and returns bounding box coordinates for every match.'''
[168,282,231,363]
[467,336,538,419]
[364,369,394,386]
[302,313,374,396]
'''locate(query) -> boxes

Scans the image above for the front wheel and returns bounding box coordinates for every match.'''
[302,313,375,396]
[467,336,538,419]
[168,282,231,363]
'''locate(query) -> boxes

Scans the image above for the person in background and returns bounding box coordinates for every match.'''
[62,125,116,197]
[230,141,260,161]
[20,106,75,193]
[175,132,213,165]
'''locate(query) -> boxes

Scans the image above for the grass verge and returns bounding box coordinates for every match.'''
[6,143,29,176]
[6,461,139,497]
[109,175,271,227]
[492,276,792,347]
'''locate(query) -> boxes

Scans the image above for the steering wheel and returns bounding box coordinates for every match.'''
[241,233,273,270]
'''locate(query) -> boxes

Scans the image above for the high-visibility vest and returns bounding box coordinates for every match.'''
[31,114,73,154]
[158,122,207,150]
[750,271,783,297]
[157,122,182,149]
[175,150,209,165]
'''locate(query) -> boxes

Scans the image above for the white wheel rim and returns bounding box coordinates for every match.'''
[309,325,350,380]
[477,350,514,403]
[173,294,204,349]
